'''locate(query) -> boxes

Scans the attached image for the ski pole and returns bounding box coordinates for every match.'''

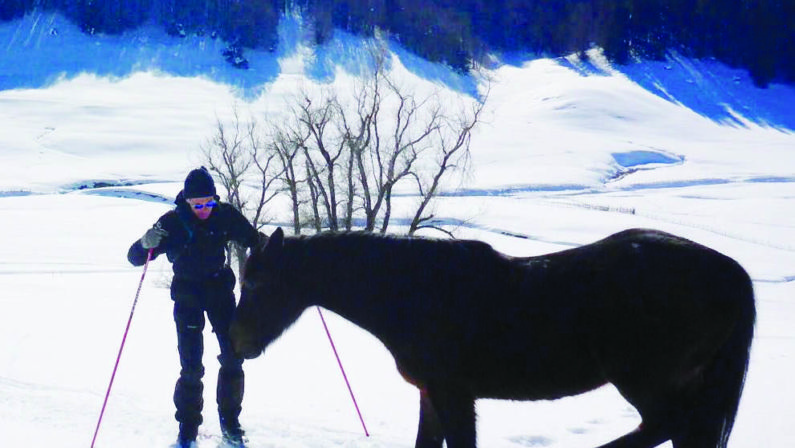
[316,306,370,437]
[91,248,153,448]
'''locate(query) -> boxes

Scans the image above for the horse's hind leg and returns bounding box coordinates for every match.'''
[415,388,444,448]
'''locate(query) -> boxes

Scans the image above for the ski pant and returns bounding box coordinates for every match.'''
[171,270,244,431]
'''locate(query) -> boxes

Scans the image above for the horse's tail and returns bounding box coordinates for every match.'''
[687,270,755,448]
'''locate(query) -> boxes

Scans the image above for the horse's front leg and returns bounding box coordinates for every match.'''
[422,384,476,448]
[415,388,444,448]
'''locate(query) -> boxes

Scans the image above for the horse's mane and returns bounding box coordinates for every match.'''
[289,231,500,260]
[274,231,511,279]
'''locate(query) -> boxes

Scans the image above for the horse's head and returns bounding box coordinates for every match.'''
[230,227,307,359]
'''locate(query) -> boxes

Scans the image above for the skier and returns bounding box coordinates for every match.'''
[128,167,260,447]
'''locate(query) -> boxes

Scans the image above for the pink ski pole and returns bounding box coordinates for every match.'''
[91,248,153,447]
[317,306,370,437]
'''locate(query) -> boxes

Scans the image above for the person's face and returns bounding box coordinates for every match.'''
[187,196,217,220]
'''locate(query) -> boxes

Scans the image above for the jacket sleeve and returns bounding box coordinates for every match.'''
[127,216,171,266]
[227,206,260,249]
[127,239,150,266]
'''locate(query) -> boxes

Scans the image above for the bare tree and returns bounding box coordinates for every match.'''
[202,109,253,274]
[304,159,323,232]
[341,136,359,231]
[296,91,346,231]
[247,42,488,236]
[334,52,443,233]
[202,109,251,210]
[375,77,443,233]
[248,117,283,229]
[202,108,282,273]
[408,93,486,236]
[337,48,485,235]
[269,122,309,235]
[337,66,381,231]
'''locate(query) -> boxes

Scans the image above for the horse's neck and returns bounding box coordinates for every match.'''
[285,235,387,323]
[286,236,364,292]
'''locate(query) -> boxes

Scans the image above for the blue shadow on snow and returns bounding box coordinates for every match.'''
[0,12,280,98]
[0,11,481,99]
[557,53,795,131]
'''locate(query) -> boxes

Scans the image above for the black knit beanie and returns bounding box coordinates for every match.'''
[183,167,217,199]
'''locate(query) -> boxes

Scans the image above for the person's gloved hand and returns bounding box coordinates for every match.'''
[141,227,168,249]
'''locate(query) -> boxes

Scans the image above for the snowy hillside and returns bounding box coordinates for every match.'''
[1,10,794,448]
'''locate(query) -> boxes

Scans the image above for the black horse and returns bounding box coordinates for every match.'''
[230,227,755,448]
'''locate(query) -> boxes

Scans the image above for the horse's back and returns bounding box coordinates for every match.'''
[591,228,753,311]
[554,229,754,388]
[468,228,754,400]
[542,228,752,303]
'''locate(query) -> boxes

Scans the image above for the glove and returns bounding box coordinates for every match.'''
[141,227,168,249]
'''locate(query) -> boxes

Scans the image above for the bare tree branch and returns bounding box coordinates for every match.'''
[254,39,488,237]
[201,107,258,273]
[408,87,488,235]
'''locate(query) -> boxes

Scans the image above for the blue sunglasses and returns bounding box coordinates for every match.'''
[192,200,217,210]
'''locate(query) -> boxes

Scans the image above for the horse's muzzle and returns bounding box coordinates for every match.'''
[229,320,262,359]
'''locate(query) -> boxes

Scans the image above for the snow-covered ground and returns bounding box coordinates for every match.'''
[1,11,794,448]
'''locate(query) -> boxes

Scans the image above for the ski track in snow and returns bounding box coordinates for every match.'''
[50,169,795,256]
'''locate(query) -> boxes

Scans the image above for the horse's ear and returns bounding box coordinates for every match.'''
[271,227,284,247]
[261,227,284,255]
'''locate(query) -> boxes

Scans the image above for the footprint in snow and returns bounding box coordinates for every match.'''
[508,435,555,447]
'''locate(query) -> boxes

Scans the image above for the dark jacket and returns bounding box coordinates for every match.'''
[128,191,259,289]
